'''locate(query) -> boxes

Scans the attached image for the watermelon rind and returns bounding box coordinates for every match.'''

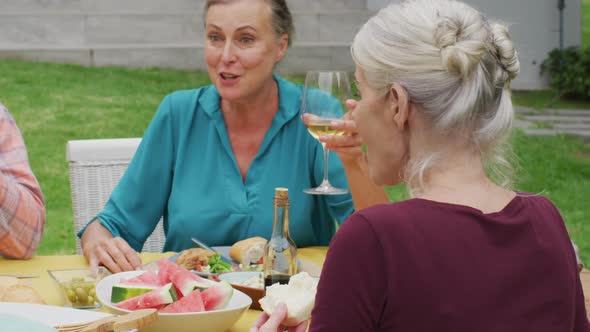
[115,282,178,310]
[110,284,159,303]
[152,283,178,303]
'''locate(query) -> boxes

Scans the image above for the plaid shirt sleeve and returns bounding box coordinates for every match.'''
[0,104,45,259]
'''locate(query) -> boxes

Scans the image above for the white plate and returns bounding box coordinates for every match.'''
[96,270,252,332]
[0,302,112,328]
[169,246,303,277]
[168,246,237,277]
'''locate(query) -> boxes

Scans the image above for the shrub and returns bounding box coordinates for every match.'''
[541,46,590,100]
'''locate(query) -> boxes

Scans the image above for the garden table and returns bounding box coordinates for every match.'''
[0,247,328,331]
[3,248,590,328]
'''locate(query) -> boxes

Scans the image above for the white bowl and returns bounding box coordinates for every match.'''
[217,272,264,311]
[96,270,251,332]
[217,271,263,286]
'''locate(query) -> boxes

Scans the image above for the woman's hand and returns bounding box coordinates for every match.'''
[318,99,365,165]
[81,220,142,273]
[250,303,308,332]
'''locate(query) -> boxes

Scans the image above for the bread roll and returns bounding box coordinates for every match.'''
[259,272,318,326]
[0,276,22,294]
[229,237,267,265]
[0,285,44,304]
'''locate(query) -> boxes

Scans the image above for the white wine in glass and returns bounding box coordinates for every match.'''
[306,118,346,140]
[301,70,351,195]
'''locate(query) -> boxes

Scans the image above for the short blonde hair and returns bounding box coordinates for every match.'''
[351,0,520,194]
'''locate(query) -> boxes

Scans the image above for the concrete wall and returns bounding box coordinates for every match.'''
[368,0,582,89]
[0,0,371,74]
[0,0,582,90]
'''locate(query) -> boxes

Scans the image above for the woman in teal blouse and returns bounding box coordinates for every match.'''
[79,0,389,272]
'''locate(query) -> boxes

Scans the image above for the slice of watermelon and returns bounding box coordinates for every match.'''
[111,284,159,303]
[169,265,212,296]
[201,281,233,311]
[157,258,211,296]
[115,282,178,310]
[157,259,174,285]
[156,259,183,299]
[120,270,162,286]
[160,289,205,313]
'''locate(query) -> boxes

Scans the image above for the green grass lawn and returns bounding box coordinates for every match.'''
[512,90,590,110]
[0,60,212,254]
[1,59,589,265]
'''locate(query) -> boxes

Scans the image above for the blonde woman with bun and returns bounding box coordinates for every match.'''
[252,0,589,331]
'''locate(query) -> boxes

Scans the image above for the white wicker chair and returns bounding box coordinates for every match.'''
[66,138,165,254]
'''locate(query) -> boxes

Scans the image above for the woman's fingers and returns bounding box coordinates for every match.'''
[89,238,139,273]
[320,132,362,147]
[85,248,101,269]
[107,238,138,272]
[345,99,358,113]
[330,120,357,134]
[115,238,142,270]
[318,124,364,163]
[301,113,320,125]
[327,146,364,157]
[259,303,288,332]
[94,244,122,273]
[250,313,270,331]
[291,320,309,332]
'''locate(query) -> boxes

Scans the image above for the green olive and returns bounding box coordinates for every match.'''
[75,287,88,303]
[89,288,96,297]
[66,289,77,302]
[86,295,95,305]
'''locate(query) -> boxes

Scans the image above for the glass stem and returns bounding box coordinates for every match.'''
[322,142,330,186]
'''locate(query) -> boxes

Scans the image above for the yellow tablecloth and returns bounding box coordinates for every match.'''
[0,247,328,331]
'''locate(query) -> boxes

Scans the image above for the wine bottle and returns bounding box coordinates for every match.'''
[263,188,298,289]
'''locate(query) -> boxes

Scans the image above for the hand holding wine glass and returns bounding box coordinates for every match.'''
[317,99,365,164]
[301,71,353,195]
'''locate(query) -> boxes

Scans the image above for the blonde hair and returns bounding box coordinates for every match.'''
[351,0,520,195]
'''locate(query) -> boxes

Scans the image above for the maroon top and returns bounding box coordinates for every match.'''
[310,194,589,332]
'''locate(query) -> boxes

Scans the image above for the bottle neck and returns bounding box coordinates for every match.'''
[271,203,290,238]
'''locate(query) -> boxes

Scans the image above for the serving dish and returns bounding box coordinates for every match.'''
[95,270,252,332]
[48,267,110,309]
[215,271,264,311]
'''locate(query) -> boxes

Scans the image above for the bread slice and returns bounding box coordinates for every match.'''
[0,285,44,304]
[0,276,22,294]
[229,237,267,265]
[259,272,318,326]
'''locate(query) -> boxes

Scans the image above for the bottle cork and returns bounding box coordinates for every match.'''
[274,187,289,206]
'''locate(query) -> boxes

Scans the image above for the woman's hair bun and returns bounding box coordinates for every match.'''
[434,15,487,80]
[490,22,520,81]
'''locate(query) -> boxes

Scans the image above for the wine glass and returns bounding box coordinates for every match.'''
[301,70,351,195]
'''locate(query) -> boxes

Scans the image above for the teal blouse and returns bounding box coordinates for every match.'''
[80,74,354,252]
